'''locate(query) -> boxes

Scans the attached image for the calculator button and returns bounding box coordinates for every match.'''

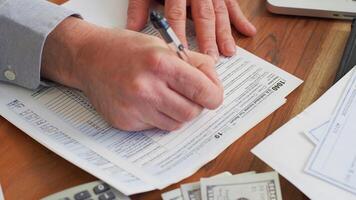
[93,183,110,194]
[98,191,116,200]
[74,190,91,200]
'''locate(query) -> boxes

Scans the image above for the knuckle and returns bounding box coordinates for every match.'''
[205,56,216,66]
[200,34,216,44]
[212,86,224,108]
[133,80,150,101]
[213,1,227,14]
[133,80,161,107]
[181,107,200,121]
[196,2,215,20]
[217,28,232,39]
[225,0,236,8]
[137,89,151,104]
[166,6,186,21]
[146,50,166,75]
[191,82,206,102]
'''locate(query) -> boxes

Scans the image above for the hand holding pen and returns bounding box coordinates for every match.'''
[150,11,190,62]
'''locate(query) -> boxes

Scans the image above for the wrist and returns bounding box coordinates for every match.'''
[41,16,94,90]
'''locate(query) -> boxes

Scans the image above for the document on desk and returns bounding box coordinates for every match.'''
[62,0,128,28]
[305,69,356,194]
[0,44,299,193]
[0,2,301,196]
[252,67,356,200]
[305,120,329,144]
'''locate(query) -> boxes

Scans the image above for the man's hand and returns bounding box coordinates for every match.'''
[127,0,256,61]
[41,17,223,131]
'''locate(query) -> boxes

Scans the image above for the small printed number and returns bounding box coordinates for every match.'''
[215,132,223,139]
[272,80,286,91]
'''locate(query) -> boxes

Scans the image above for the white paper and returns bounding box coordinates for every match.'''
[161,188,184,200]
[305,69,356,194]
[252,67,356,200]
[63,0,128,29]
[0,95,153,195]
[0,0,301,195]
[305,120,329,144]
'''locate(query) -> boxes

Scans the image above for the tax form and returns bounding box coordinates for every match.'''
[0,44,300,192]
[0,1,302,195]
[305,69,356,194]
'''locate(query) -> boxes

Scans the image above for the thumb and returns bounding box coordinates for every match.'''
[126,0,151,31]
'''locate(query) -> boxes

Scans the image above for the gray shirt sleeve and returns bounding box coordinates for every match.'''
[0,0,79,89]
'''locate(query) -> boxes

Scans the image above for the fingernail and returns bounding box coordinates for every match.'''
[247,22,257,35]
[206,50,219,62]
[224,42,236,55]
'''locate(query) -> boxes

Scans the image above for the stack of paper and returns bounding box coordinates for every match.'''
[252,67,356,199]
[162,171,282,200]
[0,0,302,195]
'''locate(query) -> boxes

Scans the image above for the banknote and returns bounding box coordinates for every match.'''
[161,188,183,200]
[162,172,232,200]
[200,171,282,200]
[180,172,234,200]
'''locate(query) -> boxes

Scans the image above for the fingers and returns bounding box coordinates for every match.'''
[144,108,183,131]
[165,0,188,47]
[109,111,154,131]
[212,0,236,56]
[191,0,219,61]
[225,0,256,36]
[166,53,223,109]
[157,87,203,123]
[186,51,221,86]
[127,0,151,31]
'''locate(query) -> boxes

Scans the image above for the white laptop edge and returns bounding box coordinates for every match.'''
[267,0,356,20]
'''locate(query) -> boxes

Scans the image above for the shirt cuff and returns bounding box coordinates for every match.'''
[0,0,80,89]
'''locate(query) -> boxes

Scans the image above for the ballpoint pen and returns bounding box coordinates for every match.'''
[150,10,189,62]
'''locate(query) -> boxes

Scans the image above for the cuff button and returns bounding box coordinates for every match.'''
[4,70,16,81]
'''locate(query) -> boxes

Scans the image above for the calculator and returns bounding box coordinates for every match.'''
[41,181,131,200]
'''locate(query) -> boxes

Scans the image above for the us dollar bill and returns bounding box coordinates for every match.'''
[161,188,184,200]
[180,172,234,200]
[200,171,282,200]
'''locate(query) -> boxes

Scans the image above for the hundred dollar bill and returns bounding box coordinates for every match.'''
[161,188,183,200]
[180,172,234,200]
[200,171,282,200]
[162,172,233,200]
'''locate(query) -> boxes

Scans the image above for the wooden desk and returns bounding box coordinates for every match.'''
[0,0,351,199]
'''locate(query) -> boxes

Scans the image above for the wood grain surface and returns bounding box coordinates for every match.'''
[0,0,351,199]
